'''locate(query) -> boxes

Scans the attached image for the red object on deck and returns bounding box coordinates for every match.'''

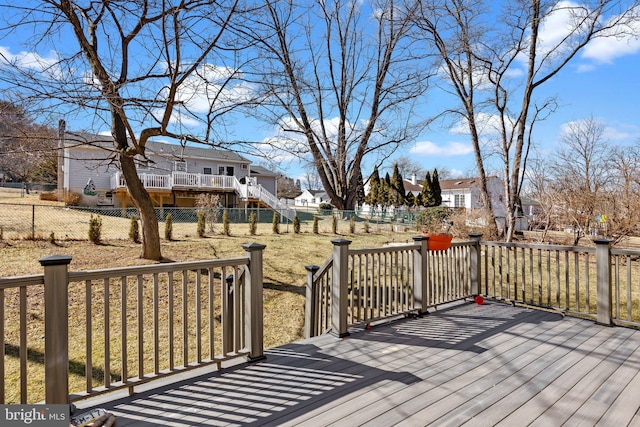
[475,295,484,305]
[425,233,453,251]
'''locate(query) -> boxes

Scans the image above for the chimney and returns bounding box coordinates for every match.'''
[411,174,417,185]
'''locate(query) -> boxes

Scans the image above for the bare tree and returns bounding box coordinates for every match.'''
[0,100,57,189]
[241,0,433,209]
[549,117,612,244]
[0,0,250,259]
[413,0,639,241]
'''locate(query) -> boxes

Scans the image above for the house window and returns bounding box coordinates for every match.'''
[174,161,187,172]
[218,166,234,176]
[203,167,212,175]
[136,159,150,170]
[454,194,466,208]
[241,164,248,169]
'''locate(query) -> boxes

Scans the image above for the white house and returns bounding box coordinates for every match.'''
[294,189,331,208]
[403,175,507,218]
[60,132,294,219]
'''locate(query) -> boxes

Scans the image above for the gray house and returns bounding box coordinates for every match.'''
[61,133,294,218]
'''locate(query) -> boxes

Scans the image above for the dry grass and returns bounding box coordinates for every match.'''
[0,223,417,403]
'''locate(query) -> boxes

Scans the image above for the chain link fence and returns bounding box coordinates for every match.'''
[0,203,419,241]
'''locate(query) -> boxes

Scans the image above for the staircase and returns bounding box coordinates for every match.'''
[234,178,296,221]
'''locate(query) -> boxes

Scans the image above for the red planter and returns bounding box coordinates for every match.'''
[424,233,453,251]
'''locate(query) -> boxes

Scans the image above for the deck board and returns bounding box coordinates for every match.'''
[73,301,640,426]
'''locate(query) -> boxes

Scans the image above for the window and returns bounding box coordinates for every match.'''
[174,161,187,172]
[203,167,212,175]
[454,194,466,208]
[136,159,150,170]
[241,164,248,169]
[218,166,234,176]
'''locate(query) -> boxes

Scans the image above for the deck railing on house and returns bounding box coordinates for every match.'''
[305,235,481,337]
[480,238,640,328]
[306,235,640,338]
[0,243,265,405]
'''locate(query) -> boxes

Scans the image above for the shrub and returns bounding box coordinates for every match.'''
[222,209,230,236]
[197,211,206,237]
[332,215,338,234]
[39,191,58,201]
[129,215,140,243]
[272,211,280,234]
[195,194,221,233]
[313,215,319,234]
[88,214,102,244]
[349,215,355,234]
[319,202,333,210]
[64,192,82,206]
[49,232,56,244]
[363,220,370,234]
[165,213,173,241]
[293,214,301,234]
[0,226,3,241]
[249,212,257,235]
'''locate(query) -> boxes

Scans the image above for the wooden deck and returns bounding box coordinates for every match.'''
[74,301,640,426]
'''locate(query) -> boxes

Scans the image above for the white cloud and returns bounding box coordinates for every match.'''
[0,46,62,78]
[410,140,473,156]
[581,19,640,64]
[450,112,507,136]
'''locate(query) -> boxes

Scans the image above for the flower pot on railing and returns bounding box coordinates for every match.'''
[424,233,453,251]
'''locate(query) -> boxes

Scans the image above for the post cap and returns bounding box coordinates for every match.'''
[242,242,267,251]
[305,265,320,272]
[331,238,352,246]
[39,255,72,267]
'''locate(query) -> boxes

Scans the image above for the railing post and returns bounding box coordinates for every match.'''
[242,242,267,360]
[331,238,351,338]
[223,274,234,356]
[469,233,483,296]
[594,239,613,326]
[412,235,429,314]
[39,255,72,404]
[304,265,320,339]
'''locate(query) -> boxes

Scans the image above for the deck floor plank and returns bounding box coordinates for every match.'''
[72,302,640,427]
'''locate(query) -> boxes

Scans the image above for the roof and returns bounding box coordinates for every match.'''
[63,131,250,163]
[404,176,499,192]
[249,165,277,177]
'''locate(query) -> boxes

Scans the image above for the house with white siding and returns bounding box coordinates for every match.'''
[294,189,331,208]
[61,133,294,219]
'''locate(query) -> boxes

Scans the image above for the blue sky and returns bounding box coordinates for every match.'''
[0,1,639,186]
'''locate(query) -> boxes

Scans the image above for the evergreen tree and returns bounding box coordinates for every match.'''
[405,192,415,208]
[365,166,381,209]
[379,173,391,209]
[390,164,406,207]
[356,170,366,206]
[432,169,443,206]
[421,171,435,207]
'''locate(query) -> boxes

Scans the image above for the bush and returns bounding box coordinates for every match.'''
[222,209,230,236]
[415,207,451,233]
[349,215,355,234]
[293,214,301,234]
[313,215,319,234]
[363,220,370,234]
[64,192,82,206]
[88,214,102,244]
[39,191,58,201]
[197,211,206,237]
[129,215,140,243]
[49,232,56,244]
[195,194,221,233]
[332,215,338,234]
[319,202,333,210]
[165,213,173,241]
[249,212,257,235]
[0,226,3,241]
[272,211,280,234]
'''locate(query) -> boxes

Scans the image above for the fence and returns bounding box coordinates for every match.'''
[305,235,479,337]
[0,243,265,404]
[0,203,418,240]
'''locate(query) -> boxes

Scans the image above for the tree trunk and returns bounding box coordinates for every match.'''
[119,155,162,260]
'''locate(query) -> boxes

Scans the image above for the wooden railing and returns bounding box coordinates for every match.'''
[480,238,640,328]
[0,243,265,404]
[305,235,481,337]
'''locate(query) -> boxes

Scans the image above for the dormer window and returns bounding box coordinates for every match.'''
[174,161,187,172]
